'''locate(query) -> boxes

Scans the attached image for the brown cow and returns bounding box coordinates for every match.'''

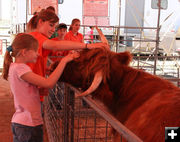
[51,48,180,142]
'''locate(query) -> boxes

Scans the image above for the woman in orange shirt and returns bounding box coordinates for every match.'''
[65,18,90,107]
[64,18,84,43]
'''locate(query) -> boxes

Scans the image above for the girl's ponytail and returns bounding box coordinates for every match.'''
[2,46,13,80]
[26,15,38,33]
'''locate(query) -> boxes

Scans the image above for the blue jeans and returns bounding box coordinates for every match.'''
[11,123,43,142]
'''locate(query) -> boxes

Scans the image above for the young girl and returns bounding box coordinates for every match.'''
[2,33,79,142]
[26,9,107,101]
[64,18,84,43]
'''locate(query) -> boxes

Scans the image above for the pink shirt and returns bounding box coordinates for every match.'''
[9,63,43,126]
[84,30,93,40]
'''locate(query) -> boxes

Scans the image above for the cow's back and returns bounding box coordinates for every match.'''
[124,90,180,142]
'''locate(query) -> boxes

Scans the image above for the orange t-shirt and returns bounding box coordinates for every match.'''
[27,32,51,77]
[27,32,51,101]
[49,37,69,62]
[64,31,83,43]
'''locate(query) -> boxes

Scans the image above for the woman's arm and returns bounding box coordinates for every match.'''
[21,52,79,88]
[43,39,86,51]
[43,39,108,51]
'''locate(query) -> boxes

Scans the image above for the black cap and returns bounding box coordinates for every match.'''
[56,23,67,31]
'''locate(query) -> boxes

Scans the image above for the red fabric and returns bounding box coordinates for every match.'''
[49,37,69,62]
[27,32,51,101]
[64,31,83,43]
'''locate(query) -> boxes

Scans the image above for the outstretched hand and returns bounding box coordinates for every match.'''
[63,51,80,63]
[87,42,110,50]
[86,26,110,50]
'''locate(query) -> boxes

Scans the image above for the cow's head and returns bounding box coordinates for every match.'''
[51,48,132,105]
[50,27,132,106]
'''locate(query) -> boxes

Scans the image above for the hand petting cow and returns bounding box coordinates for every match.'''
[50,28,180,142]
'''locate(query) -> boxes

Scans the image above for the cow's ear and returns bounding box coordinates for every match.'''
[116,51,132,65]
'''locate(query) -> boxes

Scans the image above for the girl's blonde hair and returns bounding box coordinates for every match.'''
[2,33,38,80]
[26,9,59,32]
[69,18,80,31]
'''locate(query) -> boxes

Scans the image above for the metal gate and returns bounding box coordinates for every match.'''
[44,82,142,142]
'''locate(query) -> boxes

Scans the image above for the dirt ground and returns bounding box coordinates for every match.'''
[0,76,13,142]
[0,76,48,142]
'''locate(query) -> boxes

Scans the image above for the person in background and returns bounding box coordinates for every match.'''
[26,9,107,110]
[49,23,69,62]
[84,26,94,44]
[2,33,79,142]
[65,18,90,107]
[64,18,84,43]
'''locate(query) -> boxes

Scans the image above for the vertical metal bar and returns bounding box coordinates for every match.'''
[105,121,108,142]
[93,112,97,140]
[153,0,161,75]
[16,25,17,33]
[23,23,26,32]
[137,30,143,69]
[178,68,179,87]
[26,0,28,24]
[76,98,81,141]
[116,0,121,52]
[70,89,74,142]
[118,0,121,27]
[137,56,140,69]
[84,111,88,141]
[116,27,119,52]
[18,24,20,33]
[64,85,69,142]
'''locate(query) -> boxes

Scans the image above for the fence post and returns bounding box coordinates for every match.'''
[69,89,75,142]
[0,40,2,55]
[64,85,69,142]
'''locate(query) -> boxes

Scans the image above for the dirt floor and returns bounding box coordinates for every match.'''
[0,76,49,142]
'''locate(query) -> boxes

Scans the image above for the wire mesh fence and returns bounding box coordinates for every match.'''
[43,82,142,142]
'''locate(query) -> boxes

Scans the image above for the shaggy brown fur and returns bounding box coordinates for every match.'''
[51,48,180,142]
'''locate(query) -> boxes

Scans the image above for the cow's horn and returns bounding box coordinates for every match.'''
[76,70,103,97]
[96,26,109,45]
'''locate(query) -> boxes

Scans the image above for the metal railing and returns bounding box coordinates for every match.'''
[44,82,143,142]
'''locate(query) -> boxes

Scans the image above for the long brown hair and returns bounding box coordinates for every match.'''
[2,33,38,80]
[26,9,59,32]
[69,18,80,31]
